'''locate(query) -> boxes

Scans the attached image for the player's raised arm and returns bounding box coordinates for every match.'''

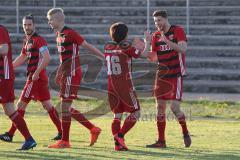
[132,31,157,61]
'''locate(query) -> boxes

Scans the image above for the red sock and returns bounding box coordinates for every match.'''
[70,108,94,130]
[119,113,137,135]
[9,111,31,140]
[48,107,62,133]
[157,114,166,141]
[178,114,189,135]
[111,118,121,136]
[8,109,25,136]
[61,114,71,141]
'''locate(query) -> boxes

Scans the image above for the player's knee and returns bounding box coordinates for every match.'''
[16,100,27,110]
[156,100,166,112]
[114,113,122,119]
[130,110,141,120]
[170,106,183,118]
[41,101,52,111]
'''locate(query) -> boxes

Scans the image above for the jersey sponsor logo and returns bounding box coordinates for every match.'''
[159,44,171,52]
[57,35,65,43]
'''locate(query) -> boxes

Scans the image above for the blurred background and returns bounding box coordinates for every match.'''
[1,0,240,97]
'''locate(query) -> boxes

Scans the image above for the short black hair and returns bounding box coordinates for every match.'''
[153,10,168,18]
[109,22,128,43]
[23,14,35,23]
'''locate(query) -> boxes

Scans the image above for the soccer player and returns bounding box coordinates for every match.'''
[0,25,37,150]
[47,8,103,148]
[0,15,62,142]
[146,10,191,148]
[104,22,151,151]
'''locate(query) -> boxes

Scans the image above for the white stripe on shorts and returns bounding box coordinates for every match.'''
[24,82,33,98]
[64,76,72,98]
[176,76,182,100]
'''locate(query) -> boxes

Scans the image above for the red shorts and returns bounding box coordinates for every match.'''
[108,89,140,114]
[20,79,51,103]
[154,76,183,101]
[58,74,82,100]
[0,79,15,103]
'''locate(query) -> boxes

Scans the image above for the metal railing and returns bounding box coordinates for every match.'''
[15,0,56,34]
[146,0,190,35]
[15,0,190,35]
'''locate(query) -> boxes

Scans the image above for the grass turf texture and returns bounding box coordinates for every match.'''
[0,98,239,160]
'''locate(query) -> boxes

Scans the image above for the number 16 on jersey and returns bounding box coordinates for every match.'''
[106,55,122,75]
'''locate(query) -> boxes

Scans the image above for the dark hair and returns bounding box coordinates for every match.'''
[152,10,168,18]
[23,14,35,23]
[109,22,128,43]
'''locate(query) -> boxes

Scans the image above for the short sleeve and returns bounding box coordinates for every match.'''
[70,30,85,45]
[120,41,141,59]
[36,37,48,54]
[176,27,187,43]
[124,47,141,59]
[151,33,157,52]
[0,27,9,45]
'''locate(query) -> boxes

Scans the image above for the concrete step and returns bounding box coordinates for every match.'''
[186,57,240,70]
[5,23,240,36]
[187,46,240,57]
[188,25,240,35]
[190,0,240,6]
[10,44,240,59]
[3,0,240,7]
[9,33,240,46]
[2,6,240,17]
[186,68,240,81]
[184,80,240,93]
[0,0,186,7]
[2,14,240,26]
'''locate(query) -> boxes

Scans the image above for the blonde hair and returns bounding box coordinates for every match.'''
[47,8,65,19]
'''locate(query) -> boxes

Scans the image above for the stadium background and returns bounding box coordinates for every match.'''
[1,0,240,95]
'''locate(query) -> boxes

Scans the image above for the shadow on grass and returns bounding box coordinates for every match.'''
[0,146,239,160]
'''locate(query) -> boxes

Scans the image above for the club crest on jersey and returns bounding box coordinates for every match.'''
[57,35,66,43]
[26,42,33,50]
[25,41,33,56]
[57,46,66,53]
[169,34,174,40]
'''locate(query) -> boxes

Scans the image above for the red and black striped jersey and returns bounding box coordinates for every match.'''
[56,26,84,77]
[104,41,141,91]
[151,25,187,78]
[21,32,48,80]
[0,25,14,80]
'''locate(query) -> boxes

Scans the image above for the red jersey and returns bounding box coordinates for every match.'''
[104,41,141,91]
[151,25,187,78]
[0,25,14,80]
[21,32,48,80]
[56,26,84,77]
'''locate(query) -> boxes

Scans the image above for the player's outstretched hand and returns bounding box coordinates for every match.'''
[132,37,145,52]
[144,30,152,43]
